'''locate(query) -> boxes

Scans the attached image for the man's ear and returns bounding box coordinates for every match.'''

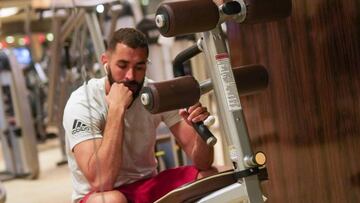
[101,53,109,75]
[101,53,108,64]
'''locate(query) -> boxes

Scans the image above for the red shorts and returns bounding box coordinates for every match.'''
[80,166,198,203]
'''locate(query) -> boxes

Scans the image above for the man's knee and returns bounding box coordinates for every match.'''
[87,190,127,203]
[197,167,218,179]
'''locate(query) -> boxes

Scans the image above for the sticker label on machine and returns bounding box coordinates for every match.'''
[215,53,241,111]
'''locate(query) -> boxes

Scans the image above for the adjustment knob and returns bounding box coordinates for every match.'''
[244,151,267,167]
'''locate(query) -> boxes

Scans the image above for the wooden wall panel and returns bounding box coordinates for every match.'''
[226,0,360,202]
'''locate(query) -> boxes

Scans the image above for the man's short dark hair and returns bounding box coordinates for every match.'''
[108,28,149,56]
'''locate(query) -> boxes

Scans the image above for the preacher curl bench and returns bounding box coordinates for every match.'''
[140,0,292,202]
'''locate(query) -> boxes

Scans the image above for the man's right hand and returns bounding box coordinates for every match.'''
[106,83,133,110]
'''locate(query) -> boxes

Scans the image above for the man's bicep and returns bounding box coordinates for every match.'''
[63,101,104,151]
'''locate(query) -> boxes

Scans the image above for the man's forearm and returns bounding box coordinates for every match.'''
[171,120,214,170]
[87,106,125,191]
[191,135,214,170]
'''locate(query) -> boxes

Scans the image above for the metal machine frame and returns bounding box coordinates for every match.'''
[197,25,264,203]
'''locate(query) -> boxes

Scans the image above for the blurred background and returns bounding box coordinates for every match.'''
[0,0,359,202]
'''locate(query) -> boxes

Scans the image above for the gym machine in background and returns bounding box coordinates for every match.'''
[0,51,39,181]
[140,0,292,202]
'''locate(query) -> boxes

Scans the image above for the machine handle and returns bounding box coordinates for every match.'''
[173,42,202,77]
[192,121,217,146]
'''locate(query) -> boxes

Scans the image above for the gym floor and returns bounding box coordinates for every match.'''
[0,139,72,203]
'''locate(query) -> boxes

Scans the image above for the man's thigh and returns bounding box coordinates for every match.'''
[118,166,199,203]
[79,166,198,203]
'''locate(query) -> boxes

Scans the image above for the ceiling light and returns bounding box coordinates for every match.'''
[96,4,105,13]
[0,7,19,18]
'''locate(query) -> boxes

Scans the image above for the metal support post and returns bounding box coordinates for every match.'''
[46,16,61,129]
[200,26,263,202]
[60,9,86,43]
[85,10,106,75]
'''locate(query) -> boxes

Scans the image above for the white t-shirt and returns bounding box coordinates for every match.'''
[63,77,181,202]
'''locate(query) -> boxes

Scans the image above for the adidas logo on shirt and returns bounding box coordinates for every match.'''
[72,119,90,135]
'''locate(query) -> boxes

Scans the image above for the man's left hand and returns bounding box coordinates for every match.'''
[179,102,210,125]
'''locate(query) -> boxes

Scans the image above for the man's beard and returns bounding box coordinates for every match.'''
[107,68,144,107]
